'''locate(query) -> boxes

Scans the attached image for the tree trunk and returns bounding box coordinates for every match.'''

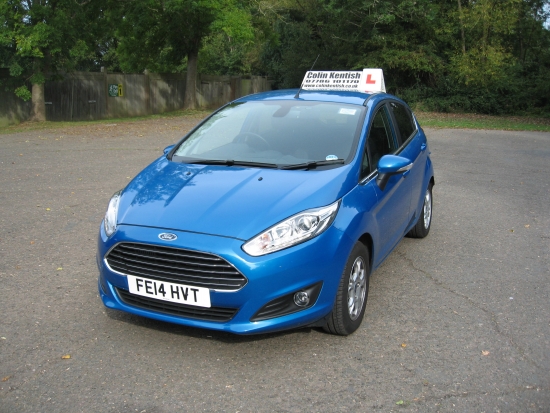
[457,0,466,55]
[184,50,199,110]
[31,82,46,122]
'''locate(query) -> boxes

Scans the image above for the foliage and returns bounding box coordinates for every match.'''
[1,0,104,75]
[0,0,106,115]
[1,0,549,115]
[198,5,256,75]
[113,0,251,73]
[14,84,30,101]
[256,0,550,114]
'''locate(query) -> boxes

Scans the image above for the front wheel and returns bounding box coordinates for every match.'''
[407,183,433,239]
[323,242,370,336]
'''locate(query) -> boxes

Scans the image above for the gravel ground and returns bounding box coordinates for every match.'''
[0,116,549,413]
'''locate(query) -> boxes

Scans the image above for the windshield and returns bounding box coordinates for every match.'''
[172,100,364,167]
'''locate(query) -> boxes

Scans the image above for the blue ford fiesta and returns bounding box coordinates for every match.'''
[97,70,434,335]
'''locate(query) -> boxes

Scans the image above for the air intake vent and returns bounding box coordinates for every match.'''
[116,288,237,322]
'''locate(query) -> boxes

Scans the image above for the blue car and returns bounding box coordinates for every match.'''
[97,70,434,335]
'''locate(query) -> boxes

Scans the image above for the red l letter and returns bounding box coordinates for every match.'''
[366,74,376,84]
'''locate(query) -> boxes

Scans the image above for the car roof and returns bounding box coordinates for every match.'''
[235,89,383,106]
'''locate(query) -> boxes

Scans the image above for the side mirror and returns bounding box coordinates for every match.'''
[376,155,412,191]
[163,144,176,156]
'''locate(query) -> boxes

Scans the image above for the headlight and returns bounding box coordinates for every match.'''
[104,190,122,237]
[242,201,340,256]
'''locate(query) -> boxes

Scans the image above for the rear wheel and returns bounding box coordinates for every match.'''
[323,242,370,336]
[407,183,433,239]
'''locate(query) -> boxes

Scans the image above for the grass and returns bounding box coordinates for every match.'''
[0,108,213,135]
[415,111,550,132]
[2,107,550,134]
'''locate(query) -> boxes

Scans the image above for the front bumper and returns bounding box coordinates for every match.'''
[97,223,354,334]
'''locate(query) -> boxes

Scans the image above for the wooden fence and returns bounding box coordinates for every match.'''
[0,88,32,127]
[1,72,271,125]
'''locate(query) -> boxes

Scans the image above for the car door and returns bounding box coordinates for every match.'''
[359,103,413,266]
[388,101,427,225]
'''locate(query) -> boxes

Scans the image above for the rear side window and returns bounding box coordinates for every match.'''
[389,102,416,144]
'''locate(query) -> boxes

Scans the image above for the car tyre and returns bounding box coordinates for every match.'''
[323,242,370,336]
[407,183,433,238]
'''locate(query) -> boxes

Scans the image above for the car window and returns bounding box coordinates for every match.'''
[389,102,416,145]
[173,101,364,166]
[365,105,397,174]
[176,103,252,155]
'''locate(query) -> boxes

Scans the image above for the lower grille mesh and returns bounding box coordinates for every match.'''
[116,288,238,322]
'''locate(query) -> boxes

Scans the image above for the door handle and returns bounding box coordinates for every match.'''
[402,169,411,177]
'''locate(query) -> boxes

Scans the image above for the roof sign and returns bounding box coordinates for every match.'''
[300,69,386,93]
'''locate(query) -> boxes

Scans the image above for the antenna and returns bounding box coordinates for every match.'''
[294,54,320,99]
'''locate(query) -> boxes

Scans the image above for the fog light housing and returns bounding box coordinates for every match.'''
[294,291,310,307]
[251,282,323,321]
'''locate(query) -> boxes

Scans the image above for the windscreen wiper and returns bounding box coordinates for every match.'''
[278,159,345,170]
[187,159,280,169]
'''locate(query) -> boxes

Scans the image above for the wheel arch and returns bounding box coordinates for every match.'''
[357,232,374,272]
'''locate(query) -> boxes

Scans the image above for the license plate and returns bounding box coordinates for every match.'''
[127,275,211,308]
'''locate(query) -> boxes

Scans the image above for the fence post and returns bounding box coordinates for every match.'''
[143,69,151,115]
[230,77,236,101]
[70,76,74,121]
[102,67,108,118]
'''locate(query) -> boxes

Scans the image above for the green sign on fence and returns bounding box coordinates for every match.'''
[108,84,123,97]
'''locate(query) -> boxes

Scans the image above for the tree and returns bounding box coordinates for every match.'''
[199,6,255,75]
[257,0,550,114]
[258,0,443,90]
[114,0,252,109]
[0,0,104,121]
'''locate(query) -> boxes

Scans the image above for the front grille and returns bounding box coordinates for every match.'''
[116,288,238,322]
[105,243,247,290]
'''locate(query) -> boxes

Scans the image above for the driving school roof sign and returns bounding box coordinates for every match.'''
[301,69,386,93]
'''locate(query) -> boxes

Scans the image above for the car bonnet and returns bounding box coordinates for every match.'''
[116,157,356,241]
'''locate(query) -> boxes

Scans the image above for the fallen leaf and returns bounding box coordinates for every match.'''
[401,343,407,348]
[2,376,11,382]
[57,267,63,271]
[509,229,514,233]
[61,355,71,359]
[525,224,530,228]
[30,241,35,244]
[482,350,490,356]
[396,400,404,405]
[46,208,51,211]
